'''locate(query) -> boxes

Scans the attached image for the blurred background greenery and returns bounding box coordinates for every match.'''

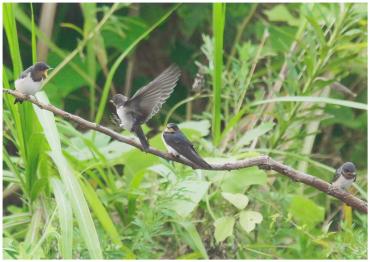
[3,2,367,259]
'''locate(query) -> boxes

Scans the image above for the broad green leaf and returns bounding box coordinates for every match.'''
[236,122,275,148]
[179,120,211,137]
[148,164,177,183]
[221,167,267,193]
[169,180,209,217]
[221,192,249,210]
[213,216,235,242]
[239,211,263,233]
[288,195,325,228]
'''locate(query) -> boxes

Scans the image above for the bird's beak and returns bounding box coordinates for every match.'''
[43,70,49,78]
[109,100,114,104]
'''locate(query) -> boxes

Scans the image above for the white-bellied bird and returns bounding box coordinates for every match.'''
[14,62,51,104]
[111,65,181,150]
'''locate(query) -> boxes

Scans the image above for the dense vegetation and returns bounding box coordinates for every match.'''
[3,3,367,259]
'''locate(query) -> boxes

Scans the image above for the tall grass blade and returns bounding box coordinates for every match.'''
[50,178,73,259]
[81,178,136,258]
[81,3,97,120]
[33,92,103,258]
[212,3,226,145]
[251,96,367,110]
[4,3,44,201]
[30,3,37,63]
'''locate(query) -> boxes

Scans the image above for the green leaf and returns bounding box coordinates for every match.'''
[288,195,325,228]
[264,5,301,26]
[50,178,73,259]
[177,221,209,259]
[236,122,275,148]
[221,192,249,210]
[251,96,367,110]
[81,178,135,258]
[213,216,235,243]
[239,211,263,233]
[221,167,267,193]
[305,14,326,46]
[179,120,211,137]
[169,180,209,217]
[33,92,103,258]
[212,3,226,145]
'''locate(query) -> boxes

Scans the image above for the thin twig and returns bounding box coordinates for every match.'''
[3,89,368,214]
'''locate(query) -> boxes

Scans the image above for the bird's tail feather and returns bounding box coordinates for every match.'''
[14,98,23,104]
[133,126,149,151]
[187,149,212,169]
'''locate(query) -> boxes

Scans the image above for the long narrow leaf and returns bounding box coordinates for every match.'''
[81,178,136,259]
[251,96,367,110]
[33,92,103,258]
[50,178,73,259]
[212,3,226,145]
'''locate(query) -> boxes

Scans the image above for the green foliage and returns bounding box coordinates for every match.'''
[3,2,367,259]
[288,195,325,228]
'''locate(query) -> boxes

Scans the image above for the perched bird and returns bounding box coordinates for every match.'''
[162,123,212,169]
[332,162,357,191]
[111,65,181,150]
[14,62,51,104]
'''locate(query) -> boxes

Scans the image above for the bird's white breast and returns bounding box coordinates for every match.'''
[117,106,134,131]
[332,175,355,191]
[15,73,43,95]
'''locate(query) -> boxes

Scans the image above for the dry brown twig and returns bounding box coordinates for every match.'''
[3,88,368,214]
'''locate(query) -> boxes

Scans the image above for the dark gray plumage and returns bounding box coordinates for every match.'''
[111,65,181,150]
[162,123,212,169]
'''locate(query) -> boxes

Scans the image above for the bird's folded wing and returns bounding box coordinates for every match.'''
[126,64,181,122]
[165,131,193,147]
[19,65,33,79]
[332,168,341,183]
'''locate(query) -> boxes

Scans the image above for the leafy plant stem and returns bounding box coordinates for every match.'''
[235,28,269,114]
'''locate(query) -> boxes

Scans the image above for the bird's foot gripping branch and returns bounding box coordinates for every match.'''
[3,88,368,214]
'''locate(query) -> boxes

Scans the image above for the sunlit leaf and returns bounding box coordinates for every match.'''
[239,210,263,233]
[213,216,235,242]
[221,192,249,210]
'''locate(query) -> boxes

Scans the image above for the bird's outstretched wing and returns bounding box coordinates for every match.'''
[164,131,211,169]
[125,65,181,123]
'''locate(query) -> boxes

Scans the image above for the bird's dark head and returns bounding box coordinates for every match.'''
[110,94,128,107]
[165,123,179,133]
[33,62,51,79]
[341,162,356,177]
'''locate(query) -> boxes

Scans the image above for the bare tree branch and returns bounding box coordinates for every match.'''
[3,89,368,214]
